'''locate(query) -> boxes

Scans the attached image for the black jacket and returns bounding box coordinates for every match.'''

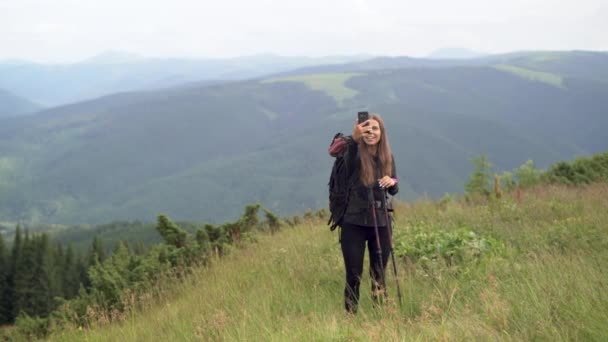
[341,138,398,227]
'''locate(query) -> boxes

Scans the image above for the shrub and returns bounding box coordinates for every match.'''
[393,224,503,276]
[14,313,52,340]
[264,209,282,234]
[465,155,493,197]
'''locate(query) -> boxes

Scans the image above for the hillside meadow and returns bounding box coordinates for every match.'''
[46,183,608,341]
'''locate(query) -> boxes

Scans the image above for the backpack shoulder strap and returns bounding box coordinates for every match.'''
[329,133,349,157]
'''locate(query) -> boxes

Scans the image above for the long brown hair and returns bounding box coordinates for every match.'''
[358,114,393,187]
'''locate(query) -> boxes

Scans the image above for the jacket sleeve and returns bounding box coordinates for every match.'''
[388,156,399,196]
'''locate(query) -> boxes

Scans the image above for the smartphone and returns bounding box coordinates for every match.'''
[357,111,369,124]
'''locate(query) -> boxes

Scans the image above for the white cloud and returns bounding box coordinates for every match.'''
[0,0,605,62]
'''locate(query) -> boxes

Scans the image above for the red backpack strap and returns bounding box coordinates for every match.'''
[328,138,347,157]
[329,133,353,157]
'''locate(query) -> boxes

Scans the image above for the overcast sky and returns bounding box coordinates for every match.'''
[1,0,606,63]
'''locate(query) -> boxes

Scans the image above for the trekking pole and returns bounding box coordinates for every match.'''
[368,188,387,300]
[381,188,403,307]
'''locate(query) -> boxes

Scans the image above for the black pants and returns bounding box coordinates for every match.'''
[340,222,391,313]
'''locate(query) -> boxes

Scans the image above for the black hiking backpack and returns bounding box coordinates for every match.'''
[327,133,355,231]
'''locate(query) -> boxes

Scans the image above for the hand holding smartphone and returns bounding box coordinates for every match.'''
[357,111,369,124]
[353,111,371,141]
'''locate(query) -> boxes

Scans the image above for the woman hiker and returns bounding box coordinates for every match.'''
[328,113,399,314]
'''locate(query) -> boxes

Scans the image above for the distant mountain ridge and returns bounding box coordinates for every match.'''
[0,53,372,107]
[427,47,488,59]
[0,88,41,117]
[276,50,608,82]
[0,50,606,225]
[81,50,144,64]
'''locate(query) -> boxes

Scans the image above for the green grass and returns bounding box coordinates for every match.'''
[263,73,361,105]
[50,183,608,341]
[494,64,564,88]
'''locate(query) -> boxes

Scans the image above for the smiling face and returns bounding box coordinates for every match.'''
[362,119,382,146]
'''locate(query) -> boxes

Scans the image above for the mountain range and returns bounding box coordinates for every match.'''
[0,53,371,107]
[0,88,41,117]
[0,50,606,225]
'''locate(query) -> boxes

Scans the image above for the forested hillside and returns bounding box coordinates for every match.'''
[0,51,607,225]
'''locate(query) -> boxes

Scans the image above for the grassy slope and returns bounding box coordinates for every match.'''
[493,64,563,88]
[52,184,608,341]
[263,73,361,105]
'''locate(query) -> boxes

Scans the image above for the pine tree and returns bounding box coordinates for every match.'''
[75,252,90,293]
[13,230,36,318]
[514,160,541,187]
[156,215,188,248]
[465,155,493,197]
[264,209,281,234]
[87,236,106,266]
[0,234,10,324]
[133,241,146,255]
[88,241,131,309]
[81,236,106,289]
[63,243,80,298]
[50,242,65,301]
[6,225,23,321]
[240,203,261,231]
[111,241,131,275]
[29,234,53,316]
